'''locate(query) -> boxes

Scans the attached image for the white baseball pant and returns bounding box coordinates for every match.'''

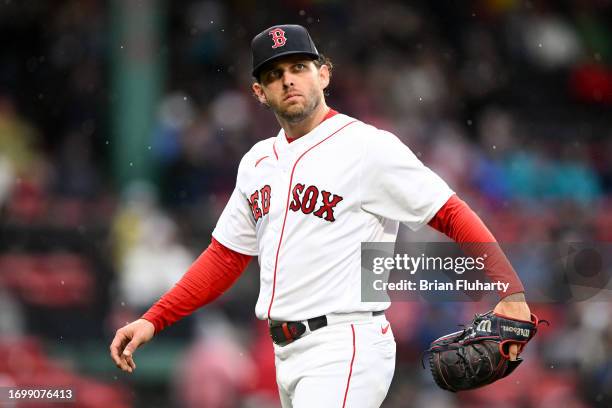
[273,312,396,407]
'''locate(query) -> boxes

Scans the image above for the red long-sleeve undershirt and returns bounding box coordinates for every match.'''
[141,238,253,334]
[427,194,524,296]
[142,194,524,334]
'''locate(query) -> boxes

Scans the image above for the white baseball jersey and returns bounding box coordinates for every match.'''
[212,112,453,321]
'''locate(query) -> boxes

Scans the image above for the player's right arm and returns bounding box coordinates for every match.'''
[110,154,258,373]
[109,237,253,372]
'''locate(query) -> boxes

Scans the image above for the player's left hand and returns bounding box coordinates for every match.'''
[493,292,531,361]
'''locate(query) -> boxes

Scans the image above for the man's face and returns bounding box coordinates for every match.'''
[252,55,330,123]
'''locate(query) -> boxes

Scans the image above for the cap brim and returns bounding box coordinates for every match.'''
[252,51,320,77]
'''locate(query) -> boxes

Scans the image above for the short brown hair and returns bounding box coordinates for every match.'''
[314,55,333,76]
[315,55,332,95]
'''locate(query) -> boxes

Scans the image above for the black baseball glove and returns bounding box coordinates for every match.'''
[424,311,547,392]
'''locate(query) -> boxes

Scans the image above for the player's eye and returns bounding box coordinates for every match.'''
[294,63,306,70]
[266,70,282,81]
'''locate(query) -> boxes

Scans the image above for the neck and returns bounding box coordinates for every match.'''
[276,101,330,139]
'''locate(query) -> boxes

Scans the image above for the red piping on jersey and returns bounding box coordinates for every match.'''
[342,324,356,408]
[266,119,358,319]
[255,156,269,167]
[272,141,279,160]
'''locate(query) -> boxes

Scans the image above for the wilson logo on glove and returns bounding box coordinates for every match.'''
[500,325,530,338]
[476,320,492,333]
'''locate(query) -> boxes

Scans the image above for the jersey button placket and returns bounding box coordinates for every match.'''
[268,153,291,241]
[268,150,296,315]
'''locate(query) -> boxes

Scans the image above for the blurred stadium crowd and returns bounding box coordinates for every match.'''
[1,1,612,407]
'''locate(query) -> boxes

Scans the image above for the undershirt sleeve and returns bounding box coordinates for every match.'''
[141,238,253,333]
[427,194,525,297]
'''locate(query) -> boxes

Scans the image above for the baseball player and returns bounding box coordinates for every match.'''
[110,25,532,407]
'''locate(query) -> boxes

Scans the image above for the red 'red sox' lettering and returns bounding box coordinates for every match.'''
[250,184,342,223]
[261,185,271,214]
[313,191,343,221]
[301,186,318,214]
[289,183,305,212]
[290,183,343,222]
[249,185,271,222]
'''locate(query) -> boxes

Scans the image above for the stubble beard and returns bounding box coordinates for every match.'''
[274,91,321,124]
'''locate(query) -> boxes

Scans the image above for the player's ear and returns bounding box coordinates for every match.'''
[318,64,330,91]
[252,82,268,105]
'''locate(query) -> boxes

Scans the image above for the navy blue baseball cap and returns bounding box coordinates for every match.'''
[251,24,320,78]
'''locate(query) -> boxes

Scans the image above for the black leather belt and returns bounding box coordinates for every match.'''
[269,311,385,346]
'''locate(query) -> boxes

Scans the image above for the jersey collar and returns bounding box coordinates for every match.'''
[274,110,354,158]
[285,109,338,143]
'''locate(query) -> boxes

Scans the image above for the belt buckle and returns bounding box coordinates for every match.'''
[268,319,281,328]
[269,320,307,346]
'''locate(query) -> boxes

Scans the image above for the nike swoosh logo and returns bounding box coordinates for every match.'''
[381,324,390,335]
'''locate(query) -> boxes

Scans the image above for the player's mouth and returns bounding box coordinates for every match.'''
[283,93,302,102]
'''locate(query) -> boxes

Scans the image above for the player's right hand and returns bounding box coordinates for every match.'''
[109,318,155,373]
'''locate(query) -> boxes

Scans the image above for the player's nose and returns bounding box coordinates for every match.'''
[281,71,295,87]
